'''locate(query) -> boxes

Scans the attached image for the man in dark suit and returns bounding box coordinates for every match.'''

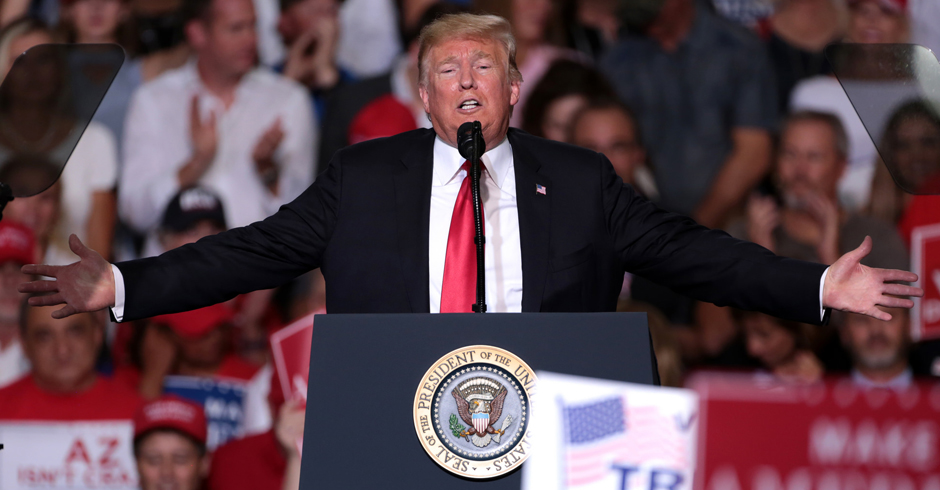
[21,13,920,326]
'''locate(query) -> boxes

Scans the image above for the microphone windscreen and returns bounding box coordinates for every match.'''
[457,122,475,161]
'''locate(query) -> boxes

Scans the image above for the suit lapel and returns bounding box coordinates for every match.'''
[509,130,552,312]
[393,130,435,313]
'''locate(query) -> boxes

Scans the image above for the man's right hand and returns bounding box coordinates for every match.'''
[178,95,218,188]
[18,235,115,319]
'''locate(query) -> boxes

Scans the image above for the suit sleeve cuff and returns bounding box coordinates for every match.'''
[819,266,830,321]
[110,264,126,322]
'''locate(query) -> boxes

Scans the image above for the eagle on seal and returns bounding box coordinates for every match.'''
[452,377,508,445]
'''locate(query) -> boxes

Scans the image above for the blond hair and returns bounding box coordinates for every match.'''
[417,13,523,88]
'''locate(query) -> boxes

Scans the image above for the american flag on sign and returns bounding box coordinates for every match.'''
[563,397,689,486]
[536,184,547,195]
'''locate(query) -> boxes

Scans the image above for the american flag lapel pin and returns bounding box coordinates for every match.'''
[536,184,547,195]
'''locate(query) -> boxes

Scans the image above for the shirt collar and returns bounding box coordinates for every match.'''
[851,368,913,390]
[432,134,513,195]
[182,58,259,105]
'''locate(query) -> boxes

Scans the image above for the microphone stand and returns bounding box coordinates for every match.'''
[468,122,486,313]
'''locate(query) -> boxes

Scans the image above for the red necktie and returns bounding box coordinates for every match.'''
[440,161,483,313]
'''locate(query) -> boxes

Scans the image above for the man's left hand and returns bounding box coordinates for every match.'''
[822,236,923,321]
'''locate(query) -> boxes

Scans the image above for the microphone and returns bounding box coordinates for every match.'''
[457,121,485,162]
[455,121,487,313]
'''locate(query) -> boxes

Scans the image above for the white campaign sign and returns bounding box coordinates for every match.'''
[0,421,138,489]
[522,372,698,490]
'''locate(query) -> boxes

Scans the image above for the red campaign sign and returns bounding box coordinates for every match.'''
[270,313,315,403]
[912,224,940,341]
[691,373,940,490]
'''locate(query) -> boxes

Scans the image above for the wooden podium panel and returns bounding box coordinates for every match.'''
[299,312,655,488]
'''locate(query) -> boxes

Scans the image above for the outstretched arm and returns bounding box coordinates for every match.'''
[20,148,344,321]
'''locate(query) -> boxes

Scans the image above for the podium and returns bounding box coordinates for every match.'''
[298,312,656,488]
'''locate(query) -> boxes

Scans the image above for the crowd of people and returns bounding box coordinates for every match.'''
[0,0,937,488]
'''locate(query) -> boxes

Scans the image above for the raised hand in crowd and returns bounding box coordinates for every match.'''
[276,399,306,490]
[19,235,114,319]
[253,118,285,194]
[138,324,178,400]
[178,95,219,188]
[283,13,340,91]
[746,193,780,253]
[803,192,841,265]
[823,236,921,321]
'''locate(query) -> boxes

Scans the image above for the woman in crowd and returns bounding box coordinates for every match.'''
[0,17,118,261]
[740,310,824,384]
[790,0,908,212]
[871,100,940,225]
[520,59,615,142]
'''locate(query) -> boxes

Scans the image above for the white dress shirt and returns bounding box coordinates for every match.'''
[111,135,829,320]
[120,61,316,256]
[429,137,523,313]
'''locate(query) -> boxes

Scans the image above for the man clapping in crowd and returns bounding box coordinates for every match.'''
[120,0,315,257]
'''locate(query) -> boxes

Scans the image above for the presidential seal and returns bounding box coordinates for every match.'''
[413,345,536,479]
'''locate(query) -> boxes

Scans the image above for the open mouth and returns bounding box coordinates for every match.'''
[458,99,481,111]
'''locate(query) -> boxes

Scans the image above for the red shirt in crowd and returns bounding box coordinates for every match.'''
[208,430,285,490]
[0,375,143,421]
[898,195,940,248]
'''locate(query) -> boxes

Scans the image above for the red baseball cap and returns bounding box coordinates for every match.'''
[152,304,234,339]
[0,221,36,266]
[133,395,207,445]
[849,0,907,12]
[348,95,418,145]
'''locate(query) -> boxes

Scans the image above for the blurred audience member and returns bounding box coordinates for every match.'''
[318,3,462,166]
[335,0,401,78]
[569,97,657,199]
[208,370,301,490]
[0,158,69,265]
[740,111,906,267]
[60,0,142,152]
[475,0,580,128]
[134,396,210,490]
[0,304,141,420]
[0,18,118,261]
[790,0,909,212]
[0,0,29,28]
[840,307,914,389]
[520,59,615,142]
[158,186,228,252]
[698,111,907,361]
[134,303,259,399]
[601,0,776,229]
[120,0,315,257]
[0,222,35,387]
[347,94,417,144]
[874,100,940,226]
[278,0,342,117]
[577,0,619,45]
[713,0,775,29]
[740,310,823,384]
[761,0,845,113]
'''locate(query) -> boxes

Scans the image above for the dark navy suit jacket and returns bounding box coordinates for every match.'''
[116,128,828,323]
